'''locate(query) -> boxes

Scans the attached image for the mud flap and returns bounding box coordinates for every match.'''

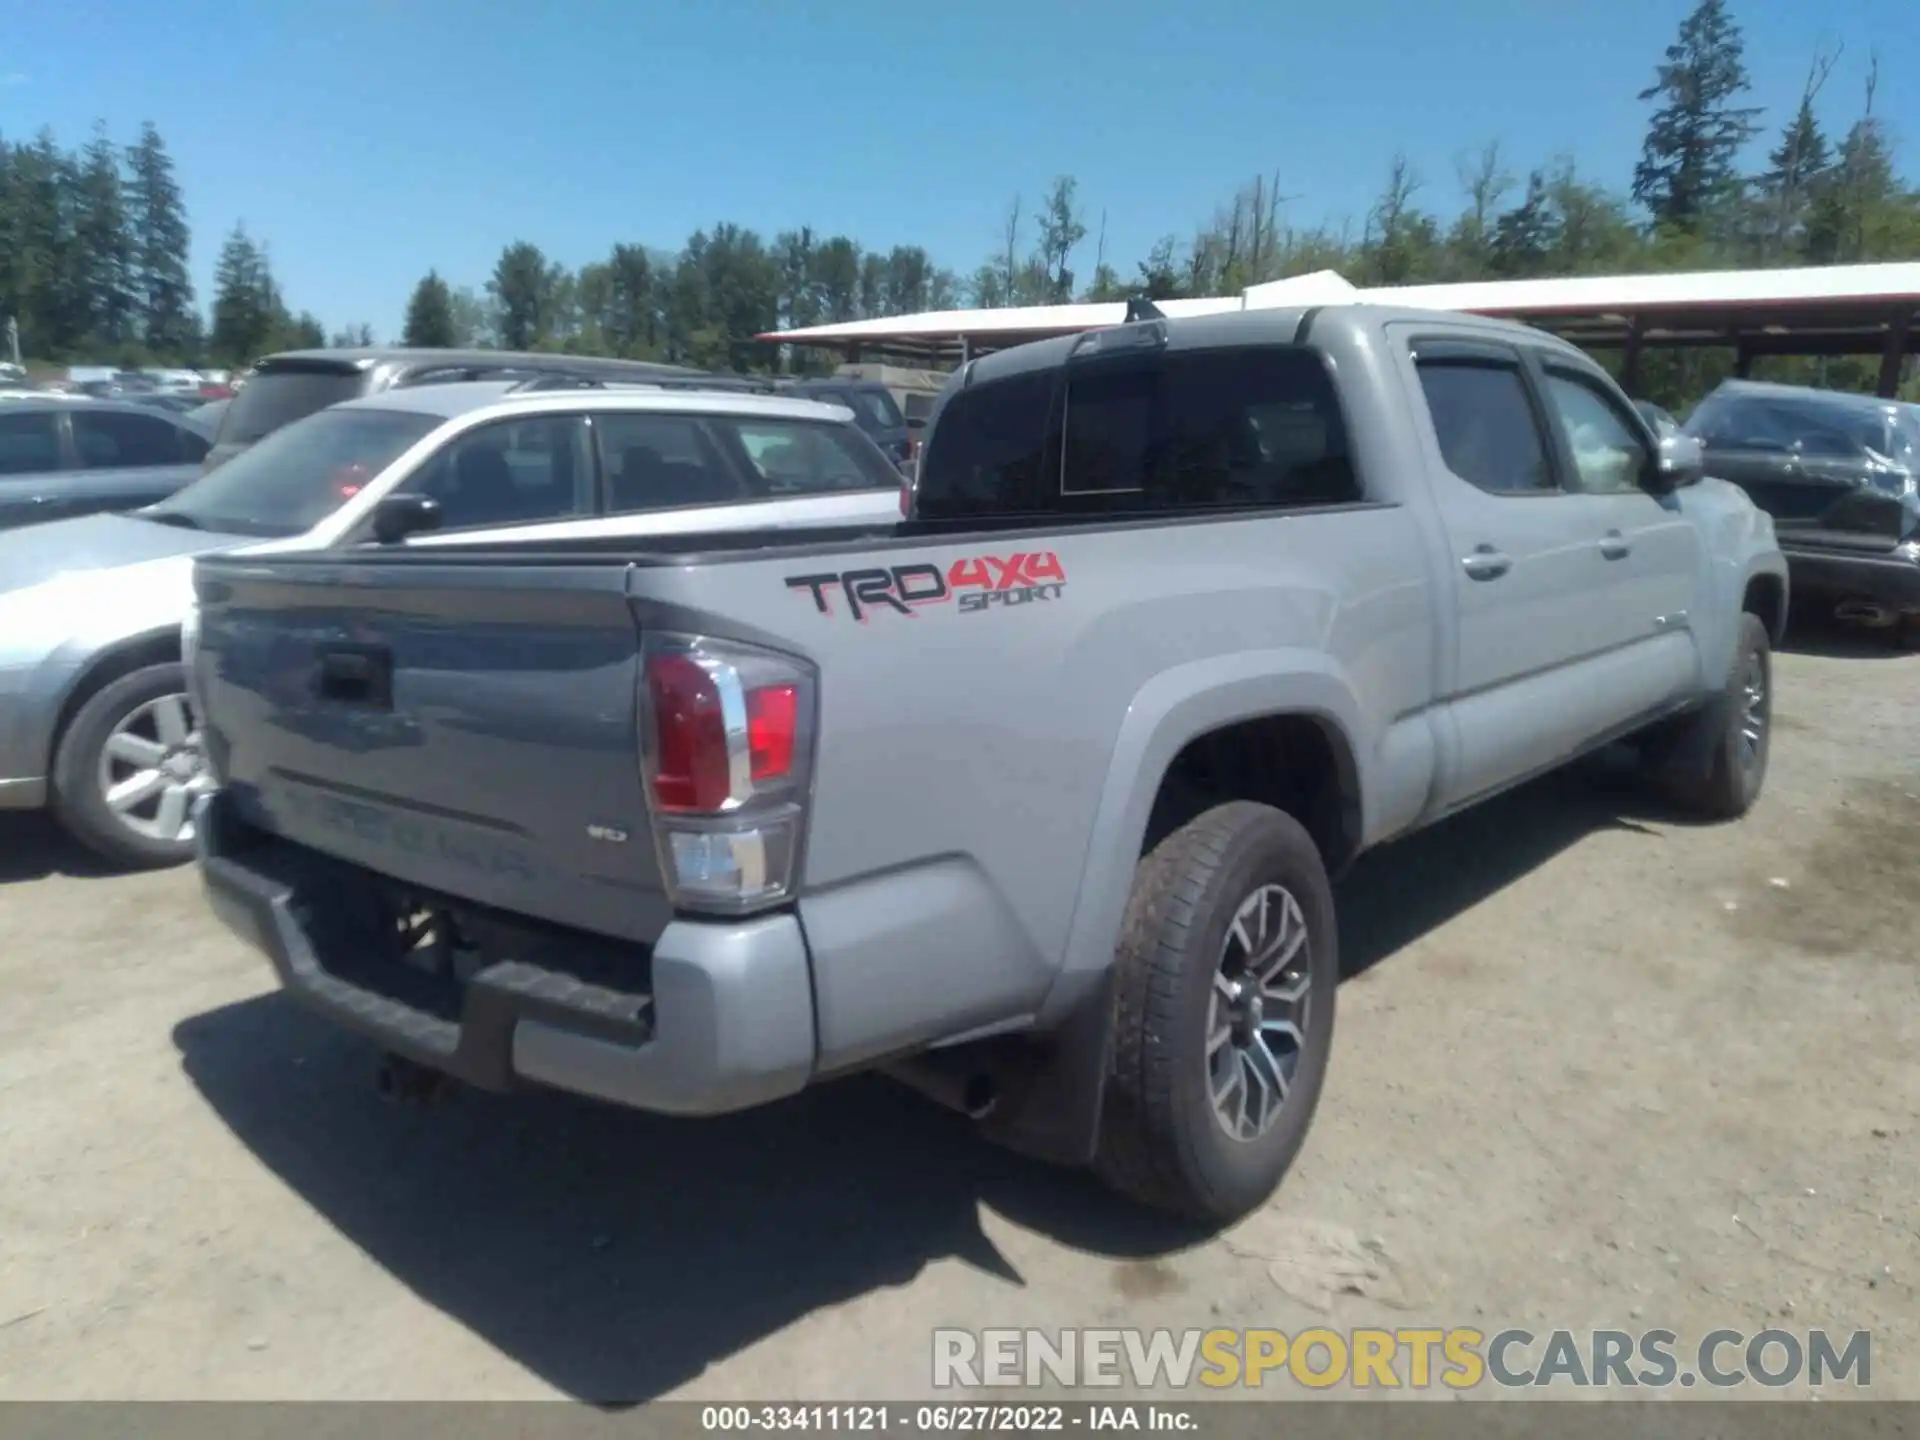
[978,971,1116,1168]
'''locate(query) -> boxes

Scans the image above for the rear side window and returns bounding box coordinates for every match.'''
[917,345,1357,521]
[217,366,368,445]
[729,419,900,495]
[71,409,195,467]
[1415,360,1556,495]
[840,386,905,430]
[0,411,61,475]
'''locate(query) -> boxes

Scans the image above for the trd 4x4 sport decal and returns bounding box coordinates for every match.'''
[786,551,1066,622]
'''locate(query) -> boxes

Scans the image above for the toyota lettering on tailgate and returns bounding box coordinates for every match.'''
[785,551,1067,622]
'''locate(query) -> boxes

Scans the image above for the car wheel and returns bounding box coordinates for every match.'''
[1095,800,1338,1224]
[1670,612,1772,821]
[51,662,213,870]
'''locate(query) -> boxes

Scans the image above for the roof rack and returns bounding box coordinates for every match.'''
[504,372,779,396]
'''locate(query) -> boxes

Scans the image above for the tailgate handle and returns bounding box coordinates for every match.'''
[314,645,393,708]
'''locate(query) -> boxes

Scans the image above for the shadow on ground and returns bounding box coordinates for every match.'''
[0,812,121,885]
[173,763,1678,1405]
[1775,609,1914,661]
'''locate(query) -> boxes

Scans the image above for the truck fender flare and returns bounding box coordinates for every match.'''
[1038,648,1370,1031]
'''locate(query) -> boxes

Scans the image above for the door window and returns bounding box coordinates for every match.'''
[72,409,195,467]
[1540,371,1650,495]
[0,411,61,475]
[597,412,747,513]
[403,415,594,531]
[1414,360,1556,495]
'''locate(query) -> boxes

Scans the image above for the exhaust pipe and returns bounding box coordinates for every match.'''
[375,1052,452,1106]
[1835,599,1895,627]
[883,1049,998,1120]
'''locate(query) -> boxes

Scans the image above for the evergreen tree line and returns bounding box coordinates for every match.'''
[5,1,1916,400]
[0,121,366,367]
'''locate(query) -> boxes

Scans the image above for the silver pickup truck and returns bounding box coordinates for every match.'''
[188,304,1788,1222]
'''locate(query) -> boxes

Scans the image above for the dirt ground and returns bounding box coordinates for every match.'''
[1,622,1915,1404]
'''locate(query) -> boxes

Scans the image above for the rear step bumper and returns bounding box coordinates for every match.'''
[194,791,817,1116]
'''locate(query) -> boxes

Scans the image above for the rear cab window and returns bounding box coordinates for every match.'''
[916,342,1359,521]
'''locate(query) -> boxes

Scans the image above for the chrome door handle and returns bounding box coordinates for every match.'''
[1462,545,1512,581]
[1600,529,1631,560]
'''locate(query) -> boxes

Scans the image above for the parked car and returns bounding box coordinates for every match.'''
[0,380,905,868]
[126,392,212,416]
[202,347,754,474]
[775,376,916,470]
[1634,399,1681,437]
[0,396,214,530]
[185,303,1787,1223]
[1683,378,1920,645]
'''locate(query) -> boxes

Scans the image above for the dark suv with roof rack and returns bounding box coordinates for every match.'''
[203,348,749,473]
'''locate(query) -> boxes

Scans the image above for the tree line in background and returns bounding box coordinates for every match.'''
[4,0,1917,402]
[403,0,1920,404]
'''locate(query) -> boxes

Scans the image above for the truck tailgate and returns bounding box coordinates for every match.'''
[191,554,669,942]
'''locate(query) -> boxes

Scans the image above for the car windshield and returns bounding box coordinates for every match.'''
[1687,393,1892,459]
[142,407,440,538]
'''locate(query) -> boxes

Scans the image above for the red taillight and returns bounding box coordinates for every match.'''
[644,644,809,814]
[645,652,732,813]
[747,683,798,781]
[898,480,911,517]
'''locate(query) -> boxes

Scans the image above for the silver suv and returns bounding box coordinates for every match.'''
[0,380,903,868]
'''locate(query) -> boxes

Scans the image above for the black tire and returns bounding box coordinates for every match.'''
[1668,611,1773,821]
[50,661,202,870]
[1095,800,1338,1224]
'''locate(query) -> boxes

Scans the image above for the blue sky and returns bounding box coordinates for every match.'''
[4,0,1914,339]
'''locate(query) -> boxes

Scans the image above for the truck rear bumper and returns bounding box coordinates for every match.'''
[195,790,817,1116]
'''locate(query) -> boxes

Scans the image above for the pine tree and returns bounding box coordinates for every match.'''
[124,123,197,359]
[210,222,281,365]
[488,241,553,350]
[1632,0,1762,236]
[402,269,456,347]
[74,123,136,349]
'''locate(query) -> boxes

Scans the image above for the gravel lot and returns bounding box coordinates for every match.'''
[1,623,1915,1404]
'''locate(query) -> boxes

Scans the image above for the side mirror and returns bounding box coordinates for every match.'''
[1650,432,1705,492]
[370,492,442,545]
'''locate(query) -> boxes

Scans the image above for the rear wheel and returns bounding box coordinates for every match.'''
[50,662,212,869]
[1095,801,1338,1223]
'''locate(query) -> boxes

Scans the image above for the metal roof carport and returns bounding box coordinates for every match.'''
[758,261,1920,397]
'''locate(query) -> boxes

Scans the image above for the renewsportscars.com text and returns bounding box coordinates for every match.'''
[932,1327,1872,1391]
